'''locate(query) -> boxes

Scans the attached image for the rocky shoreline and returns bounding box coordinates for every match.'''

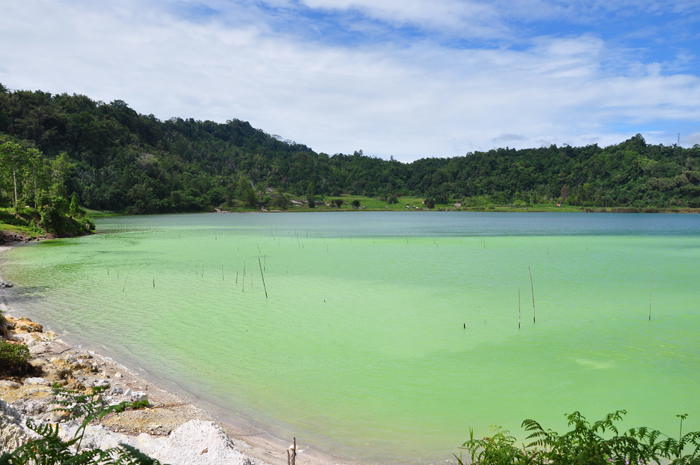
[0,312,269,464]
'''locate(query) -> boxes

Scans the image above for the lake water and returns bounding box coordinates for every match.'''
[2,212,700,463]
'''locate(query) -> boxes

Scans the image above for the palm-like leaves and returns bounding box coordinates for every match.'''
[462,411,700,465]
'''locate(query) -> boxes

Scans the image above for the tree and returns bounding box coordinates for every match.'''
[24,148,44,210]
[307,182,316,208]
[351,199,360,209]
[69,192,81,217]
[0,141,29,210]
[237,176,257,207]
[49,152,74,198]
[560,184,569,201]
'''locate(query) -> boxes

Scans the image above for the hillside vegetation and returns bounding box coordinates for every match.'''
[2,83,700,214]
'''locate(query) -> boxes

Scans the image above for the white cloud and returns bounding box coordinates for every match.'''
[298,0,505,38]
[0,1,699,161]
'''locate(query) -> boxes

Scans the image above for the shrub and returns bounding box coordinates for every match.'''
[0,340,30,375]
[458,410,700,465]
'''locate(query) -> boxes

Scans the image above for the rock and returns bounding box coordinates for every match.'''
[29,342,51,356]
[111,386,124,395]
[0,399,28,450]
[14,318,43,333]
[131,391,148,402]
[0,380,21,389]
[114,372,123,378]
[93,379,111,389]
[23,377,49,386]
[14,398,47,416]
[0,282,13,289]
[123,388,134,397]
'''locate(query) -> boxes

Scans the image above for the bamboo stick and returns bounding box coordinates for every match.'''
[258,257,268,299]
[528,266,536,323]
[649,267,653,321]
[122,266,132,292]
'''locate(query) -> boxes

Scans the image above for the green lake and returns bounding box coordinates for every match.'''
[1,212,699,463]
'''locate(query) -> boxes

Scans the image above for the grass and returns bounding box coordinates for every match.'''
[0,208,45,238]
[80,195,700,216]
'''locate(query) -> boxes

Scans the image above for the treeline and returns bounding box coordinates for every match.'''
[2,83,700,213]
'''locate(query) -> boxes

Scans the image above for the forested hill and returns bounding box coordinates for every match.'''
[2,83,700,213]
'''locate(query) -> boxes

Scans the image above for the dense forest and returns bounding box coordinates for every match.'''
[2,83,700,214]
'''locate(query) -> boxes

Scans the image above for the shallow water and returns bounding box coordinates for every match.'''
[2,212,700,463]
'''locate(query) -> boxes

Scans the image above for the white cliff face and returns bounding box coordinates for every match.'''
[58,420,258,465]
[0,398,29,451]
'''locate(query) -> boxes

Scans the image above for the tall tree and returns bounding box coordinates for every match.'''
[0,141,29,210]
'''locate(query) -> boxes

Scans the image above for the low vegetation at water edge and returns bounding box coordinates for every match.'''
[459,410,700,465]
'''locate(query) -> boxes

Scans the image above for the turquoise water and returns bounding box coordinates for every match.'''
[2,212,700,463]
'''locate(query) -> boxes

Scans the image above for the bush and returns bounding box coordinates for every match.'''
[458,410,700,465]
[0,340,30,375]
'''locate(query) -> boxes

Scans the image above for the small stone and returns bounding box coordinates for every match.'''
[114,372,123,378]
[111,386,124,395]
[123,388,134,397]
[24,377,49,386]
[15,318,43,333]
[131,391,148,402]
[93,379,111,389]
[0,380,21,389]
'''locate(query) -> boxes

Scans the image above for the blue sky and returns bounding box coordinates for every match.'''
[1,0,699,161]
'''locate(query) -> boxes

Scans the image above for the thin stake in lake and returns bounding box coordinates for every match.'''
[122,266,132,292]
[649,267,653,321]
[528,266,536,323]
[258,257,268,299]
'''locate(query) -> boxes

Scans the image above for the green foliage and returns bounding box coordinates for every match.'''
[307,182,316,208]
[351,199,361,209]
[237,177,257,208]
[460,411,700,465]
[0,385,162,464]
[2,85,700,213]
[0,340,30,375]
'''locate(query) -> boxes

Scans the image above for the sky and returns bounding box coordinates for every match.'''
[1,0,700,161]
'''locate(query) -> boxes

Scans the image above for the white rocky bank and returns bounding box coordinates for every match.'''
[0,314,272,465]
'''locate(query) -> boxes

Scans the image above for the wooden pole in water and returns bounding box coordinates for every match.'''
[649,267,653,321]
[122,266,132,292]
[152,278,155,288]
[258,257,268,299]
[518,288,521,329]
[528,266,536,323]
